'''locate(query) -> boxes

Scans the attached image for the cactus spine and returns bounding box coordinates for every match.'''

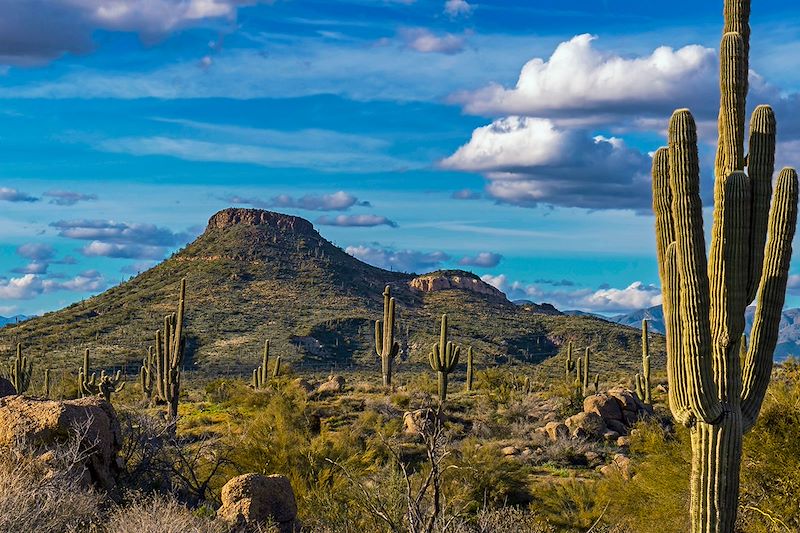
[273,355,282,378]
[8,343,32,393]
[428,314,460,402]
[465,347,474,392]
[652,2,798,530]
[253,340,270,389]
[636,319,652,404]
[375,285,400,387]
[78,349,125,401]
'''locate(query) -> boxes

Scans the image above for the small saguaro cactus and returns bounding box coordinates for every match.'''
[273,355,282,378]
[652,1,798,530]
[593,374,600,395]
[375,285,400,387]
[8,343,32,394]
[636,319,652,404]
[140,346,155,401]
[78,349,125,402]
[523,375,531,395]
[252,339,270,389]
[43,368,51,398]
[582,347,590,396]
[564,342,575,382]
[465,347,474,392]
[428,314,460,402]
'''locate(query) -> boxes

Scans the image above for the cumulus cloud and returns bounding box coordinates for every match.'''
[43,190,98,205]
[0,271,107,299]
[226,191,369,211]
[346,245,449,273]
[17,243,54,261]
[399,28,466,55]
[0,187,38,202]
[444,0,473,17]
[441,116,651,209]
[0,274,43,299]
[0,0,269,66]
[50,218,189,259]
[316,214,397,228]
[458,252,502,268]
[453,34,717,118]
[12,262,49,275]
[481,274,662,313]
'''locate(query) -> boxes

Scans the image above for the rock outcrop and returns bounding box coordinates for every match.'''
[410,271,506,299]
[218,473,300,533]
[317,375,345,395]
[207,208,314,234]
[0,395,122,489]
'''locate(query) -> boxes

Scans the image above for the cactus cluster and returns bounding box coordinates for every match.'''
[140,278,187,419]
[375,285,400,387]
[8,343,32,394]
[565,344,591,396]
[78,349,125,402]
[635,319,652,404]
[652,1,798,530]
[428,314,460,402]
[252,339,271,389]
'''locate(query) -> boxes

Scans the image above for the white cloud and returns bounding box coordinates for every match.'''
[0,274,44,299]
[444,0,472,17]
[17,243,54,261]
[226,191,369,211]
[453,34,717,118]
[81,241,167,260]
[458,252,502,268]
[316,214,397,228]
[441,116,651,210]
[482,274,662,313]
[346,245,449,272]
[0,271,107,299]
[398,28,466,55]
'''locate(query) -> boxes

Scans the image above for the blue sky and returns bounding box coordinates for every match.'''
[0,0,799,317]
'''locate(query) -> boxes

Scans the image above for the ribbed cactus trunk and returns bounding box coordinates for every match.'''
[652,2,798,531]
[465,347,474,392]
[375,286,399,387]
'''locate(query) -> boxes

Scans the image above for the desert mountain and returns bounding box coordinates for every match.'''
[0,208,661,377]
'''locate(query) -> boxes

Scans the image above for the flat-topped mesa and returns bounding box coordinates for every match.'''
[206,208,315,235]
[410,270,506,299]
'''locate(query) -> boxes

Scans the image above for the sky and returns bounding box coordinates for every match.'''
[1,0,799,317]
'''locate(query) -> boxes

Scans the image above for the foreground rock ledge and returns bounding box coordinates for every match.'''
[219,473,301,533]
[0,395,122,489]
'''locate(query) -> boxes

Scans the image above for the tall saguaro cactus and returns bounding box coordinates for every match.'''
[465,347,474,392]
[140,278,187,419]
[636,319,652,404]
[428,314,460,402]
[652,2,798,531]
[581,347,590,396]
[252,339,270,389]
[8,343,32,394]
[564,342,575,382]
[375,285,400,387]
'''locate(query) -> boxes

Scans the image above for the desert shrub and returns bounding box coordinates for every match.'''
[531,479,606,531]
[0,436,103,533]
[104,493,229,533]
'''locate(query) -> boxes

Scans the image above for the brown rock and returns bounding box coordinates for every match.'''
[607,387,638,413]
[409,272,505,298]
[291,378,314,394]
[0,395,121,489]
[616,436,631,447]
[603,430,620,441]
[544,421,570,442]
[317,375,345,395]
[403,408,444,435]
[584,394,624,423]
[218,473,299,533]
[207,208,313,234]
[606,419,629,436]
[0,378,16,398]
[501,446,520,457]
[565,412,608,439]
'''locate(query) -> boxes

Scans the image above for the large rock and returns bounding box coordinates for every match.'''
[0,377,16,397]
[565,412,607,439]
[0,395,121,489]
[403,408,444,435]
[218,473,300,533]
[607,387,638,413]
[317,375,345,395]
[544,421,570,442]
[584,394,624,423]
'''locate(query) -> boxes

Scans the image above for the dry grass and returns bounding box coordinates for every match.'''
[104,494,229,533]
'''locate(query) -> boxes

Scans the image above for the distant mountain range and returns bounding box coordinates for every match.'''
[564,305,800,361]
[0,315,28,327]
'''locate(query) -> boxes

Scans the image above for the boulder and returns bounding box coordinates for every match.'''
[616,436,631,447]
[602,430,620,441]
[501,446,520,457]
[606,419,629,437]
[317,375,345,395]
[599,454,633,480]
[584,394,624,423]
[607,387,638,413]
[218,473,300,533]
[0,378,16,398]
[565,412,607,439]
[544,421,570,442]
[403,408,444,435]
[291,378,314,394]
[0,395,121,489]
